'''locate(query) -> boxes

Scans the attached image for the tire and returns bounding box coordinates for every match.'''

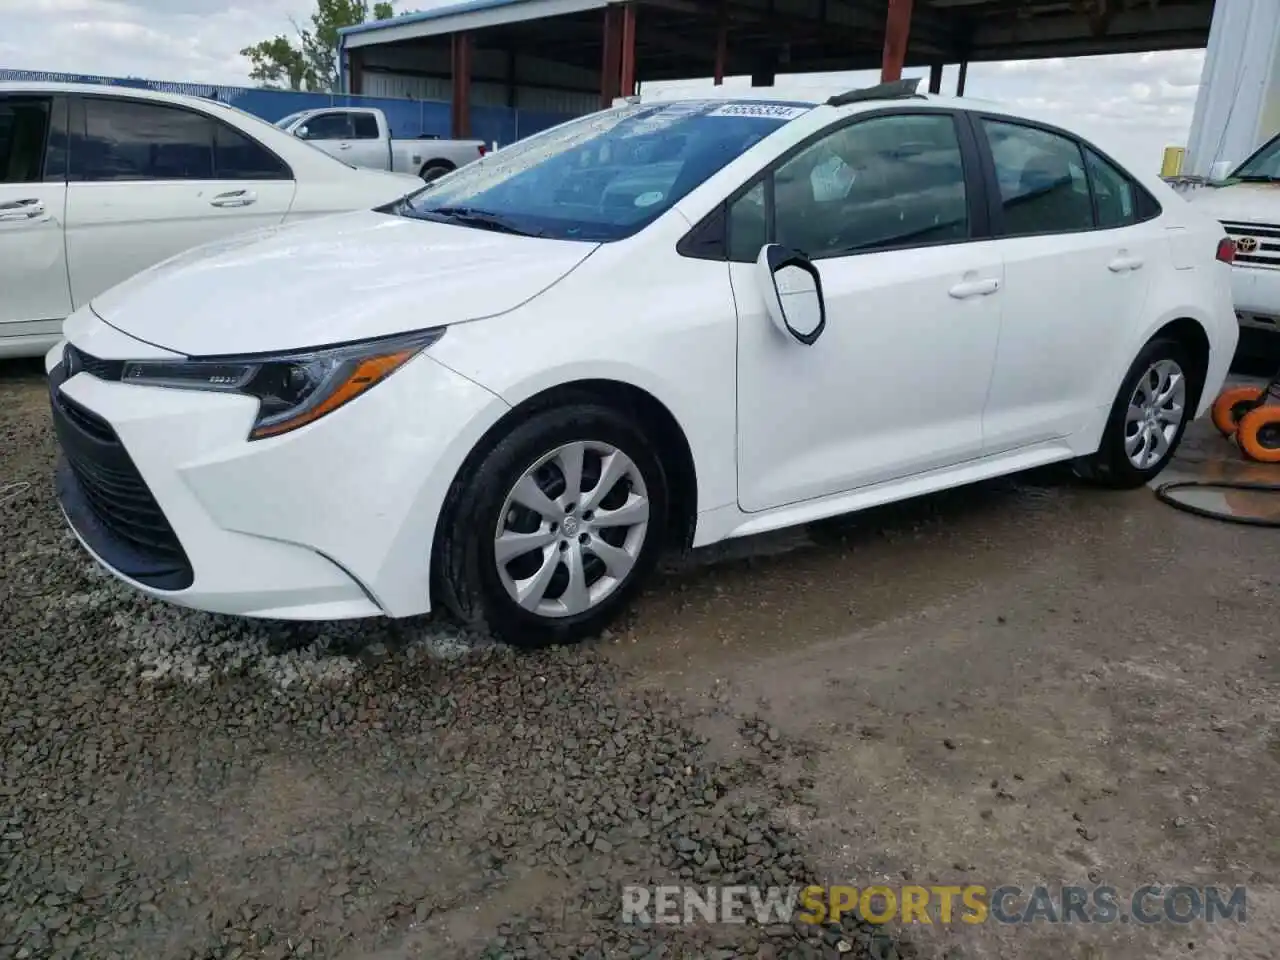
[1237,406,1280,463]
[419,162,454,183]
[1211,386,1264,438]
[434,403,669,648]
[1074,337,1196,489]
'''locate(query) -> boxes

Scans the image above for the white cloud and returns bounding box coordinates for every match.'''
[0,0,1204,171]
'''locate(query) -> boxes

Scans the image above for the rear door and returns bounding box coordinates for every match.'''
[64,95,295,309]
[0,93,72,333]
[973,116,1159,451]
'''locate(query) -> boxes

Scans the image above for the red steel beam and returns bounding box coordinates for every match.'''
[619,2,637,97]
[956,58,968,96]
[928,61,942,93]
[600,6,622,107]
[880,0,912,82]
[450,32,472,138]
[714,0,728,84]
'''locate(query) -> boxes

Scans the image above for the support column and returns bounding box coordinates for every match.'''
[600,6,622,107]
[348,49,364,95]
[714,0,728,85]
[880,0,913,83]
[927,61,942,94]
[956,59,968,96]
[619,2,638,98]
[450,32,472,139]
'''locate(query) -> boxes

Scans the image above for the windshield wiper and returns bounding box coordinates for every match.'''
[424,206,543,237]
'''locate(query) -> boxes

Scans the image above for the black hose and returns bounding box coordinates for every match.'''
[1154,480,1280,527]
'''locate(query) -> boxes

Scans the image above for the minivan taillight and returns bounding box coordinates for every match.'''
[1216,237,1237,264]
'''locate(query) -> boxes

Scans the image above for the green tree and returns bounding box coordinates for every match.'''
[241,0,395,92]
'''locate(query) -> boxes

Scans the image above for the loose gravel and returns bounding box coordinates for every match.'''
[1,363,904,959]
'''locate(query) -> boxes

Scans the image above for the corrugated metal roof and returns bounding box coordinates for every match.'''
[340,0,557,39]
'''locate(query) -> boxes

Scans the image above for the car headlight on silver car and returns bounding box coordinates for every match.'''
[121,328,445,440]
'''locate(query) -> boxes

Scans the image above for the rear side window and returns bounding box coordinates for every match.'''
[0,97,52,184]
[352,113,379,139]
[981,119,1093,236]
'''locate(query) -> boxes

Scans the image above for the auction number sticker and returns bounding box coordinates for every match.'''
[707,103,809,120]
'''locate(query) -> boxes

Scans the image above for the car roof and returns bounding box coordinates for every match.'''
[0,81,228,111]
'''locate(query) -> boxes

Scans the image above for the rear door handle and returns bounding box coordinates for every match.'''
[0,198,47,222]
[210,190,257,208]
[338,142,352,150]
[948,278,1000,299]
[1108,255,1144,272]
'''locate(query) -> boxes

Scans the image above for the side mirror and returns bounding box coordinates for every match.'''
[1208,159,1235,183]
[295,125,310,139]
[755,244,826,345]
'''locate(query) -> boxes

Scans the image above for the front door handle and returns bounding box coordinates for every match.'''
[338,142,352,150]
[0,198,47,222]
[949,278,1000,299]
[210,190,257,208]
[1108,254,1144,272]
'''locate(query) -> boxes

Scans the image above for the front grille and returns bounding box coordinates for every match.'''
[1221,220,1280,270]
[63,343,125,381]
[49,363,193,590]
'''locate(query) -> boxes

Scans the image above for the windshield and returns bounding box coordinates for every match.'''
[1231,132,1280,180]
[394,100,811,241]
[274,111,306,129]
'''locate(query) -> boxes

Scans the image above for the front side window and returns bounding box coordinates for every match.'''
[0,96,51,184]
[726,112,969,261]
[73,99,214,181]
[299,113,353,140]
[982,119,1093,236]
[395,100,809,242]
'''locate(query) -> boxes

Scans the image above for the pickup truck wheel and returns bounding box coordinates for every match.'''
[419,162,454,183]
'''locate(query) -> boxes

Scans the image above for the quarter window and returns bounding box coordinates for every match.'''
[727,112,970,261]
[981,119,1093,236]
[1085,148,1136,228]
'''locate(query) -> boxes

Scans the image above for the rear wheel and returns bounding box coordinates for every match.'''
[435,404,669,648]
[1075,338,1195,488]
[419,161,454,183]
[1237,406,1280,463]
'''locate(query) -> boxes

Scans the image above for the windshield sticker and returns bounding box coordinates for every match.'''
[706,103,809,120]
[634,191,664,207]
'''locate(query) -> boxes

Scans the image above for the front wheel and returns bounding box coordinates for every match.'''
[435,404,669,648]
[1075,338,1195,488]
[419,162,454,183]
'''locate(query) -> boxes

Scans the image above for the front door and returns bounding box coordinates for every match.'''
[0,94,72,329]
[64,95,295,309]
[731,110,1005,512]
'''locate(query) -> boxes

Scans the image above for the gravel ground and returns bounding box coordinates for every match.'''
[3,355,1279,960]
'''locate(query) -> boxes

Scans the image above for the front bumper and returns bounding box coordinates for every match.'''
[1230,265,1280,333]
[48,322,508,620]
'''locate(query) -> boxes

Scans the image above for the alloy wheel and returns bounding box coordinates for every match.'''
[494,441,650,618]
[1124,358,1187,470]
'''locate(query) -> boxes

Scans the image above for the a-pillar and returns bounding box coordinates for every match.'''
[450,32,472,138]
[880,0,913,82]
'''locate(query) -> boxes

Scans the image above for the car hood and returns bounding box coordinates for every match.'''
[91,210,598,356]
[1182,182,1280,224]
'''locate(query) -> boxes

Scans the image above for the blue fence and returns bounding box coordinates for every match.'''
[0,69,576,145]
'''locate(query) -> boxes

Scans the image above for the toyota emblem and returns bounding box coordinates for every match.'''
[1236,236,1260,254]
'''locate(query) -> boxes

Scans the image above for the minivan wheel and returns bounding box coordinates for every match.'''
[1075,337,1195,489]
[435,404,669,648]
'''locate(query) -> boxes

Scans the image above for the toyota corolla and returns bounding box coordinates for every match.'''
[46,81,1238,647]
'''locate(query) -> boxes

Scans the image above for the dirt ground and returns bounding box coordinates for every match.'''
[1,353,1278,960]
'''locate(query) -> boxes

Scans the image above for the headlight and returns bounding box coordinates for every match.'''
[121,328,445,440]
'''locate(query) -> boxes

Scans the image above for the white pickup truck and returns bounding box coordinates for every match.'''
[274,107,487,182]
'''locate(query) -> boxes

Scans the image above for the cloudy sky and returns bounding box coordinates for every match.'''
[0,0,1204,172]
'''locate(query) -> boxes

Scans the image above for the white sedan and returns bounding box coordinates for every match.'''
[0,82,422,358]
[45,82,1238,647]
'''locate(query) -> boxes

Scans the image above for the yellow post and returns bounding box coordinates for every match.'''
[1161,146,1186,177]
